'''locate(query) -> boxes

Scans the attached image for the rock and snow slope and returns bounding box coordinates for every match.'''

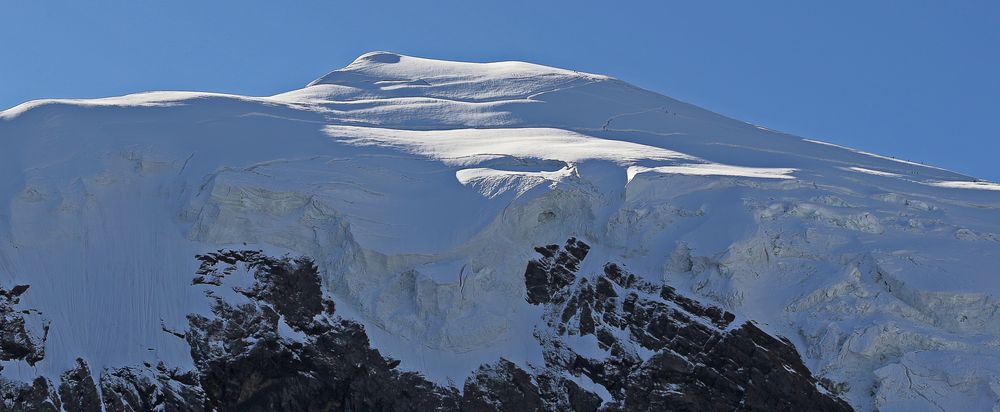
[0,51,998,410]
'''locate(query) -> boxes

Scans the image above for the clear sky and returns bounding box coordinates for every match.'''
[2,1,997,180]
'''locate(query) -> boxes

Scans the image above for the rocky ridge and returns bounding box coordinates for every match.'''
[0,242,850,411]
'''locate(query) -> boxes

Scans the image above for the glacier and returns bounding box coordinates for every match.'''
[1,51,998,410]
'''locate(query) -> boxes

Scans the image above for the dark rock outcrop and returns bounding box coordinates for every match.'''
[0,243,851,411]
[0,284,47,367]
[99,363,205,412]
[525,238,590,305]
[0,377,60,412]
[461,360,602,412]
[185,250,462,411]
[526,239,852,412]
[0,252,461,411]
[58,359,101,412]
[462,359,544,412]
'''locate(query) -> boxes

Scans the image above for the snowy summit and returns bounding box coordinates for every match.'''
[0,52,998,411]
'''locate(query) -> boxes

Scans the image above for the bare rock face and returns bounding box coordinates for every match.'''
[461,359,602,412]
[1,252,462,411]
[0,284,47,366]
[99,363,205,412]
[0,377,60,412]
[185,250,462,411]
[58,359,101,412]
[525,238,590,305]
[0,284,60,411]
[462,359,545,411]
[526,238,852,412]
[184,243,601,411]
[0,243,849,411]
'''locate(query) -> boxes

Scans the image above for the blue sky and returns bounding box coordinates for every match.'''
[3,1,997,180]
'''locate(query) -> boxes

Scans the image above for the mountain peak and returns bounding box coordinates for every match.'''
[352,50,405,64]
[307,51,603,88]
[2,52,999,411]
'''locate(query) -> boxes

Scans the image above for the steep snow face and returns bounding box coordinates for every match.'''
[2,51,999,410]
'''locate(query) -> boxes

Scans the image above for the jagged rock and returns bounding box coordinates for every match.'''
[460,359,601,412]
[1,252,462,411]
[0,284,46,366]
[99,363,205,412]
[58,359,101,412]
[1,245,850,411]
[0,377,60,412]
[462,359,544,411]
[525,237,590,305]
[525,238,853,412]
[534,372,602,412]
[186,250,461,411]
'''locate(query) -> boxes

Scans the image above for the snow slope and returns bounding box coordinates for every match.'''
[2,51,999,410]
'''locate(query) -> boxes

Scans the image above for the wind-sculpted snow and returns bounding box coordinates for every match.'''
[0,51,998,410]
[325,125,693,165]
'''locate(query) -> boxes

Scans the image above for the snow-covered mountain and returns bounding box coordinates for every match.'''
[1,51,998,411]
